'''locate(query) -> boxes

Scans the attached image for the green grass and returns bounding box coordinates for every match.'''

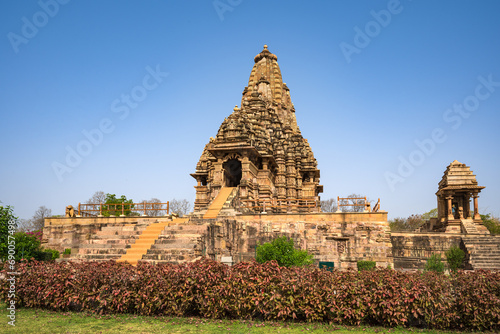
[0,304,468,334]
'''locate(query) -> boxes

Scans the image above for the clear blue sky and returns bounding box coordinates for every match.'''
[1,0,499,220]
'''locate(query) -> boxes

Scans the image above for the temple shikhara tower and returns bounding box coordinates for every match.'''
[191,45,322,213]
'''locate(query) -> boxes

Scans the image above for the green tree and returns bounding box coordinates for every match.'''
[0,204,18,260]
[422,208,438,220]
[445,246,465,273]
[256,236,313,267]
[481,213,500,235]
[102,194,134,216]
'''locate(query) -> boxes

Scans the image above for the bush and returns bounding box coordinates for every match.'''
[43,248,60,260]
[256,236,313,267]
[357,260,376,271]
[26,229,43,242]
[13,232,41,261]
[425,254,444,273]
[2,259,499,330]
[63,248,71,255]
[33,250,53,261]
[445,246,464,273]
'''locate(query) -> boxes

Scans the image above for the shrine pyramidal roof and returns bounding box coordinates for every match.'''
[437,160,485,192]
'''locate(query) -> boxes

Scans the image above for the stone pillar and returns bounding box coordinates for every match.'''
[473,194,481,220]
[446,195,454,220]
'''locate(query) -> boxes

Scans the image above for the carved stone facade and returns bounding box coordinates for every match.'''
[191,46,322,213]
[424,160,488,234]
[201,212,393,270]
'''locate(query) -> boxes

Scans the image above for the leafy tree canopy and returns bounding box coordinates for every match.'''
[102,194,134,216]
[481,213,500,235]
[422,208,438,220]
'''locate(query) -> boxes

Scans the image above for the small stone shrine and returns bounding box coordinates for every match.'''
[428,160,488,234]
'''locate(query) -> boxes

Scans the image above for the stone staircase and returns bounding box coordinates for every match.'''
[142,221,207,264]
[117,220,176,265]
[77,222,149,261]
[461,218,490,234]
[203,187,235,219]
[462,235,500,270]
[461,219,480,234]
[218,187,239,217]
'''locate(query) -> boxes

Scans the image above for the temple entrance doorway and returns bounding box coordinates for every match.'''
[223,159,242,187]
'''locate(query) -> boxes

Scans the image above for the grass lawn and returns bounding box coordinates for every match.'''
[0,303,470,334]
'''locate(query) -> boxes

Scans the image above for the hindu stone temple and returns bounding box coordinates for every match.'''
[434,160,487,233]
[42,46,500,271]
[191,45,322,214]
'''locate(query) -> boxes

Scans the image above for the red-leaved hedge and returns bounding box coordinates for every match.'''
[2,259,499,330]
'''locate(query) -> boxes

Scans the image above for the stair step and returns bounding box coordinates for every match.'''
[150,243,197,250]
[203,187,235,219]
[463,236,500,270]
[116,219,190,265]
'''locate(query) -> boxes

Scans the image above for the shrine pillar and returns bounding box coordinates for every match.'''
[473,193,481,220]
[446,195,454,220]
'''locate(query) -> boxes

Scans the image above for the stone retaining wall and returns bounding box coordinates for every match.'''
[43,217,173,253]
[203,212,392,269]
[44,213,392,268]
[391,232,463,270]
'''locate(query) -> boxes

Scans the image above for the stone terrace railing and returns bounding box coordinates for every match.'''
[77,202,170,217]
[237,198,320,213]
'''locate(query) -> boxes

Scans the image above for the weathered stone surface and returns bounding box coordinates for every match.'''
[391,232,463,270]
[43,217,170,260]
[44,212,393,268]
[201,212,392,269]
[462,236,500,270]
